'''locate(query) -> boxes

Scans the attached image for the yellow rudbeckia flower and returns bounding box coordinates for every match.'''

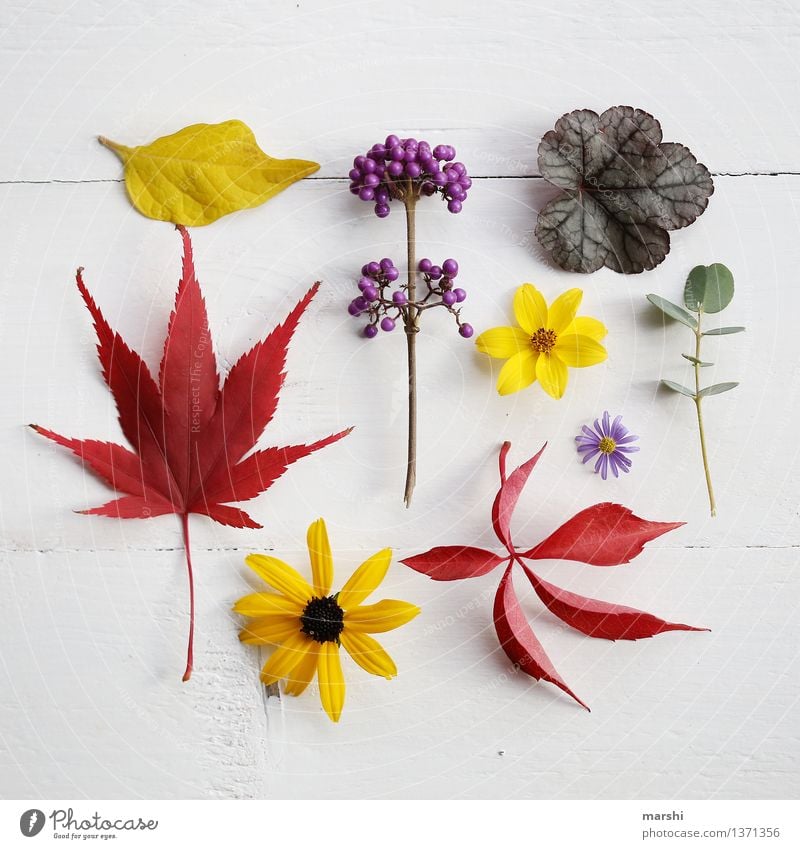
[476,284,608,399]
[234,518,420,723]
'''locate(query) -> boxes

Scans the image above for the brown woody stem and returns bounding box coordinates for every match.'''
[403,189,419,507]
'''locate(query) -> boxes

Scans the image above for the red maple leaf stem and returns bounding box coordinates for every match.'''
[180,512,195,683]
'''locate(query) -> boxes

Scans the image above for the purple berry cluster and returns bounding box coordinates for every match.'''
[349,134,472,218]
[348,257,473,339]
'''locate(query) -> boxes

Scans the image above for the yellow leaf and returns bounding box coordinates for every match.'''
[99,120,320,226]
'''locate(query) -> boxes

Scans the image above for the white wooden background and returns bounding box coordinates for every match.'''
[1,0,798,800]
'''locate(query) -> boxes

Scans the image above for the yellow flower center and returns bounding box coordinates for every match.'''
[598,436,617,454]
[530,327,557,353]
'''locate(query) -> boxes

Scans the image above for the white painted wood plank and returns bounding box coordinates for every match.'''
[2,0,800,180]
[0,176,797,556]
[1,545,796,799]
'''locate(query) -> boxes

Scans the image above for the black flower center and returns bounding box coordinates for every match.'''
[300,595,345,644]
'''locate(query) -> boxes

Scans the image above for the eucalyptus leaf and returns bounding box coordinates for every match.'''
[684,263,734,313]
[535,106,714,274]
[682,354,713,366]
[661,379,696,398]
[647,294,698,328]
[703,326,745,336]
[699,382,739,397]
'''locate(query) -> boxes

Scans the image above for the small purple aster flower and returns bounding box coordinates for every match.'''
[576,412,640,480]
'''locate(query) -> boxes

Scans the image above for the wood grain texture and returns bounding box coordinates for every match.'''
[1,0,799,800]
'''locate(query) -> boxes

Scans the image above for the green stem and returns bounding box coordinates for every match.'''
[403,189,418,507]
[693,312,716,517]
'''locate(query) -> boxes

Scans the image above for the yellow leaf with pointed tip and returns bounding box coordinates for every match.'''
[99,120,319,226]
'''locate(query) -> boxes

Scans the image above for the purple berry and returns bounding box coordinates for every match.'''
[359,186,375,202]
[448,183,465,201]
[380,257,394,271]
[459,323,474,338]
[460,176,472,190]
[375,204,390,218]
[361,264,370,276]
[364,173,380,187]
[348,168,361,181]
[433,171,447,187]
[349,185,360,195]
[375,189,389,204]
[418,258,432,273]
[364,324,378,339]
[433,145,448,160]
[451,162,466,176]
[405,162,421,179]
[447,199,463,213]
[354,296,369,311]
[367,261,381,276]
[348,301,361,317]
[454,288,467,302]
[384,266,400,281]
[442,258,459,276]
[390,145,405,161]
[443,146,456,161]
[442,290,457,306]
[363,284,378,301]
[392,290,408,305]
[385,134,400,148]
[370,143,387,158]
[380,317,396,332]
[421,181,436,196]
[358,277,371,291]
[354,155,366,169]
[388,160,404,177]
[429,265,443,280]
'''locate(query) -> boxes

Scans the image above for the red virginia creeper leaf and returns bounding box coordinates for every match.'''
[522,503,683,566]
[493,564,589,710]
[521,565,709,640]
[491,442,547,551]
[32,226,352,680]
[401,546,507,581]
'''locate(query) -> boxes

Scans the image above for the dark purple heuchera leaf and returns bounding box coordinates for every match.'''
[535,106,714,274]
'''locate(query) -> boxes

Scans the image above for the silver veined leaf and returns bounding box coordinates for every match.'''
[647,294,698,328]
[661,379,696,397]
[535,107,714,274]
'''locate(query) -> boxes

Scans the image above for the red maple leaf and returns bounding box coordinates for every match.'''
[31,226,352,681]
[402,441,707,709]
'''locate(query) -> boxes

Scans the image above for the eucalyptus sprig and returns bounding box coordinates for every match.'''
[647,264,744,517]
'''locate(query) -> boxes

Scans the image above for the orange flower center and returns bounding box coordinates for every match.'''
[530,327,557,353]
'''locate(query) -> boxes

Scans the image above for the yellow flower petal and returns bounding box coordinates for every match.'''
[564,315,607,341]
[536,353,569,399]
[474,325,530,359]
[341,630,397,679]
[245,554,313,606]
[548,288,583,334]
[306,518,333,596]
[513,283,548,334]
[259,631,314,685]
[239,614,300,646]
[344,599,421,633]
[497,349,538,396]
[337,548,392,610]
[554,333,608,368]
[284,642,320,696]
[318,642,345,722]
[232,592,303,618]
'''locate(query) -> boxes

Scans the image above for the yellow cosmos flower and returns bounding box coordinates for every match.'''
[234,518,420,723]
[475,284,608,398]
